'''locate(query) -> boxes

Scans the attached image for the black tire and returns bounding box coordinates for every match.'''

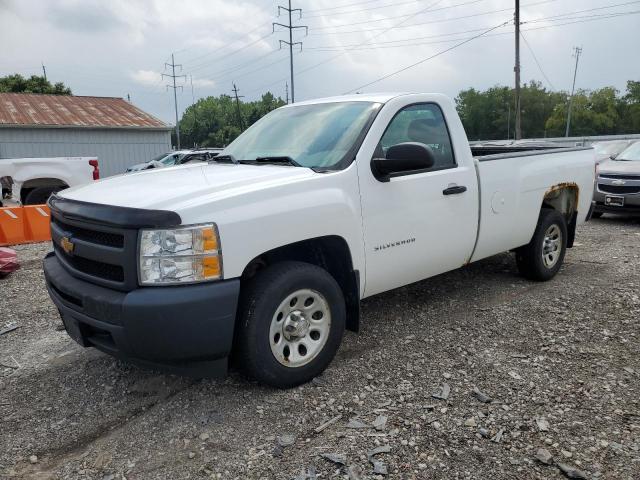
[24,186,61,205]
[235,261,346,388]
[516,208,568,281]
[591,211,603,219]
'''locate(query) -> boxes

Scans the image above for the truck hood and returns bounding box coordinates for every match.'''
[598,159,640,176]
[59,162,318,212]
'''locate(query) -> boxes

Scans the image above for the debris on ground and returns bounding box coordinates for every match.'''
[432,383,450,400]
[0,247,19,278]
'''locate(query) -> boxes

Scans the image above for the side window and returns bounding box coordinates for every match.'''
[378,103,456,170]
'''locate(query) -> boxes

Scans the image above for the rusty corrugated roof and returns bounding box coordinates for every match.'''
[0,93,169,129]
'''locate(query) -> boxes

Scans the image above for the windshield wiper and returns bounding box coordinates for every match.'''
[210,154,238,164]
[252,156,302,167]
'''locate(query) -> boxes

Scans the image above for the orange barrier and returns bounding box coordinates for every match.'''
[0,204,51,246]
[23,205,51,242]
[0,207,26,245]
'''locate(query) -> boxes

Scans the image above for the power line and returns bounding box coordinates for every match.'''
[180,23,269,66]
[243,0,446,97]
[239,1,639,99]
[305,0,389,14]
[187,32,274,73]
[303,0,432,19]
[162,53,187,149]
[273,0,308,103]
[343,20,512,93]
[307,0,550,33]
[298,10,640,52]
[520,32,555,90]
[565,46,582,137]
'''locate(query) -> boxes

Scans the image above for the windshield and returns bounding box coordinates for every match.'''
[161,153,187,165]
[593,141,629,155]
[150,152,170,163]
[616,142,640,161]
[221,101,380,169]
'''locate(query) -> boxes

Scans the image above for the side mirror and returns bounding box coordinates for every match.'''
[610,153,618,160]
[371,142,435,182]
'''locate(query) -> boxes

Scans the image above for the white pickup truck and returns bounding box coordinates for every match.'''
[43,93,595,388]
[0,157,99,205]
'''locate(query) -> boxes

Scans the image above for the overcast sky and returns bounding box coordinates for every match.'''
[1,0,638,124]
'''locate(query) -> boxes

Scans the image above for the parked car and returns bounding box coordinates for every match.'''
[125,150,191,172]
[0,157,99,205]
[592,140,636,164]
[177,148,223,165]
[43,93,595,388]
[592,141,640,217]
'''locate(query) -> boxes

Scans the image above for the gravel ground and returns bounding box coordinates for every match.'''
[1,217,639,480]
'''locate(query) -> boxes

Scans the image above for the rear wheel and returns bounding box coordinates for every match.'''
[516,208,568,281]
[24,186,62,205]
[235,261,346,388]
[591,211,603,219]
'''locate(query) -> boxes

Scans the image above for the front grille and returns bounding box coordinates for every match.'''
[598,184,640,194]
[50,211,138,291]
[52,217,124,248]
[55,245,125,282]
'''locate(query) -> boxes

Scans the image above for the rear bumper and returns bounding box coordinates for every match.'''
[43,252,240,377]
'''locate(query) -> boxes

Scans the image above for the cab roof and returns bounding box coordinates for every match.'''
[287,93,416,107]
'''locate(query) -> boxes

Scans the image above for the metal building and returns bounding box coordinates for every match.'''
[0,93,172,177]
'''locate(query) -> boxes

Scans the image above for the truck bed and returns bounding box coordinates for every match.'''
[471,145,592,159]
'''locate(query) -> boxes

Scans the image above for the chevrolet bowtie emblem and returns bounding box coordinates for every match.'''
[611,179,626,185]
[60,236,75,255]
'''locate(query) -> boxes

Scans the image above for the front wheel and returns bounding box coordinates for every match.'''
[235,261,346,388]
[516,208,568,281]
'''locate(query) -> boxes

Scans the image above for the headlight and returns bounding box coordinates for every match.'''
[138,224,222,285]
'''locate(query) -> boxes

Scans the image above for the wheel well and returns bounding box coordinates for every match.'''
[542,183,579,248]
[241,236,360,332]
[20,178,68,204]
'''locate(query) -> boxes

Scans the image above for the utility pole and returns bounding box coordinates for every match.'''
[565,46,582,138]
[232,83,245,131]
[507,101,511,140]
[285,82,289,104]
[273,1,307,103]
[162,53,186,149]
[514,0,522,140]
[190,75,198,146]
[41,62,47,81]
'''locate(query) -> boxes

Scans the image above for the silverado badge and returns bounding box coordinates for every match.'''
[60,236,75,255]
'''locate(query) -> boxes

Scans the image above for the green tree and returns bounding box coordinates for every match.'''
[0,74,71,95]
[545,87,622,136]
[178,92,285,148]
[618,80,640,133]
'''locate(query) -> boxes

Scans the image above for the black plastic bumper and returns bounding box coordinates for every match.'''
[43,252,240,377]
[593,202,640,216]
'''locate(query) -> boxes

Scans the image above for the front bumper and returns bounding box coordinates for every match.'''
[593,191,640,215]
[43,252,240,377]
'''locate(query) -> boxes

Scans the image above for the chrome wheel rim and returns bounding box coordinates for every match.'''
[269,289,331,368]
[542,224,562,268]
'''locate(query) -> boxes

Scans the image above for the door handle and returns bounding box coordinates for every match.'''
[443,185,467,195]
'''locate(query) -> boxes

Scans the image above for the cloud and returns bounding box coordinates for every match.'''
[131,70,162,88]
[191,78,216,88]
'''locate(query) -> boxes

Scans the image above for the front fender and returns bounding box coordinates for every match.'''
[177,166,366,292]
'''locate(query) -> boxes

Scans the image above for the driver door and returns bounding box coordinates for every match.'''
[358,102,478,297]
